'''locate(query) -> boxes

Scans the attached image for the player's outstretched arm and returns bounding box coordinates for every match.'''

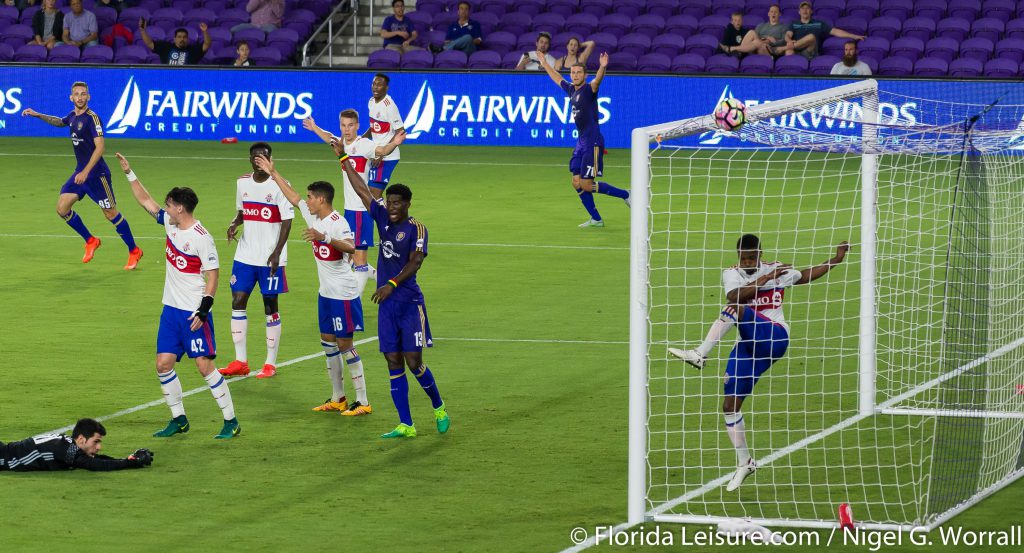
[115,153,161,218]
[253,155,301,205]
[138,17,155,51]
[302,117,337,145]
[536,50,564,85]
[334,142,373,211]
[21,108,66,127]
[797,241,850,284]
[590,52,609,92]
[374,129,406,159]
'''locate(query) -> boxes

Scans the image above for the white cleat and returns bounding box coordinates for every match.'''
[578,218,605,228]
[726,459,757,492]
[668,347,706,370]
[624,193,631,208]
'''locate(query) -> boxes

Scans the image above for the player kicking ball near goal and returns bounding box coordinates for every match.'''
[116,153,240,440]
[669,235,848,491]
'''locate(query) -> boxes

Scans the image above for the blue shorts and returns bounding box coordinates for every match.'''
[230,260,289,295]
[377,300,433,353]
[157,305,217,361]
[344,209,375,250]
[318,295,364,338]
[569,142,604,179]
[724,308,789,398]
[368,159,399,190]
[60,169,116,208]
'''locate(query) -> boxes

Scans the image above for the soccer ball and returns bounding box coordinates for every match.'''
[714,98,748,132]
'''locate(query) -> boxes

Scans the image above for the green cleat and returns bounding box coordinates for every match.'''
[434,403,450,434]
[153,415,189,437]
[578,218,605,228]
[215,418,241,439]
[380,423,417,439]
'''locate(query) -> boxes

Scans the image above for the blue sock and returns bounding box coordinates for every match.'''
[577,189,602,221]
[109,213,137,250]
[389,367,413,426]
[61,210,92,241]
[412,365,444,409]
[596,181,630,200]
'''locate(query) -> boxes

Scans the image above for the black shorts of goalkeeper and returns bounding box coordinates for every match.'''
[0,418,152,472]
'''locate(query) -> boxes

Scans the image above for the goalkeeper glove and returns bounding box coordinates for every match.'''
[127,448,154,467]
[191,295,214,323]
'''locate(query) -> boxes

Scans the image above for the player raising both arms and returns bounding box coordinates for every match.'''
[21,81,143,268]
[668,234,849,491]
[537,52,630,228]
[220,142,295,379]
[116,152,241,439]
[253,154,373,417]
[365,73,406,197]
[336,143,450,439]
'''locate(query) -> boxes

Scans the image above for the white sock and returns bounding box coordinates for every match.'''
[323,340,345,402]
[265,312,281,366]
[724,411,751,466]
[230,309,248,363]
[343,347,368,404]
[204,369,236,420]
[354,264,377,295]
[696,306,738,357]
[158,369,185,418]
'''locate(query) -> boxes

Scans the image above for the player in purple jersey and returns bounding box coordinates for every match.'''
[537,52,631,228]
[335,141,450,440]
[21,81,143,268]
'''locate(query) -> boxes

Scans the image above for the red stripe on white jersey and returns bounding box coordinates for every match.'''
[751,288,786,311]
[312,240,344,261]
[348,156,369,173]
[241,201,283,223]
[370,118,391,135]
[165,237,202,274]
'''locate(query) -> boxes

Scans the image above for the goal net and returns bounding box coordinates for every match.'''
[627,79,1024,531]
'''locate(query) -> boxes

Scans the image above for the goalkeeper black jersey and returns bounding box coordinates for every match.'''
[0,433,137,472]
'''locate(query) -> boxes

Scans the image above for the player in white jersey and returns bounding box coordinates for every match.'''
[252,154,373,416]
[115,153,240,440]
[668,234,848,491]
[364,73,406,196]
[303,109,404,295]
[220,142,296,380]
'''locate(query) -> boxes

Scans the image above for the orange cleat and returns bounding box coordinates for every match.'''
[82,237,101,263]
[255,364,277,379]
[218,360,250,376]
[124,247,144,270]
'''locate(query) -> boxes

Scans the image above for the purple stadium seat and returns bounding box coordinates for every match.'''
[683,33,718,58]
[299,0,331,19]
[631,14,666,39]
[207,26,232,44]
[948,0,982,21]
[711,0,744,17]
[651,34,685,57]
[562,13,597,37]
[171,0,196,11]
[808,55,839,74]
[861,56,879,73]
[960,37,994,61]
[845,0,879,20]
[474,12,500,35]
[775,54,809,74]
[48,43,81,63]
[647,0,678,19]
[516,32,540,51]
[516,0,547,17]
[0,43,13,62]
[500,50,524,68]
[433,49,467,68]
[868,17,902,42]
[532,13,565,35]
[890,37,926,61]
[136,25,166,45]
[744,14,765,29]
[580,0,613,18]
[0,5,18,26]
[18,6,39,25]
[637,52,671,72]
[1006,19,1024,39]
[746,0,775,16]
[995,38,1024,62]
[483,31,516,56]
[879,0,913,20]
[289,9,317,26]
[183,8,215,27]
[949,57,983,76]
[598,13,632,37]
[93,6,117,29]
[914,0,948,21]
[233,28,266,47]
[970,18,1005,43]
[114,44,150,64]
[608,52,637,71]
[925,37,960,62]
[705,53,739,73]
[552,31,581,48]
[982,0,1016,22]
[740,54,773,73]
[207,45,236,64]
[404,10,431,32]
[679,0,708,19]
[902,18,937,42]
[137,0,163,11]
[821,36,848,57]
[399,49,433,68]
[878,56,913,75]
[499,12,532,36]
[432,12,457,32]
[780,0,803,11]
[698,14,729,37]
[118,7,150,26]
[218,8,249,28]
[665,15,699,36]
[834,16,868,37]
[588,32,618,53]
[367,48,400,69]
[914,56,950,75]
[618,33,651,57]
[671,53,705,72]
[205,1,229,13]
[478,0,506,18]
[541,0,573,18]
[80,44,113,63]
[937,17,971,42]
[249,47,284,66]
[467,49,501,68]
[1,24,33,49]
[150,8,184,28]
[614,0,646,19]
[984,57,1018,76]
[416,0,445,15]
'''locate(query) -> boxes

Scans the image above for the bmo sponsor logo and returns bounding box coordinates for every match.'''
[316,244,331,259]
[242,203,280,222]
[752,290,784,310]
[166,244,193,271]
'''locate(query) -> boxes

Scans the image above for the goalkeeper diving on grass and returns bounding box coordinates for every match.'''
[668,234,849,491]
[1,418,153,472]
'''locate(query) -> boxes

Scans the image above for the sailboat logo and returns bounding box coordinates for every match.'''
[107,76,142,135]
[403,81,435,140]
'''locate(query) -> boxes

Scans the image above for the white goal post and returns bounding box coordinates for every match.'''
[628,79,1024,531]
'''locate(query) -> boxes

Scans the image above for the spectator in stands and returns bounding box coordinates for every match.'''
[233,0,284,33]
[554,37,594,71]
[718,11,748,57]
[443,1,482,54]
[830,40,872,75]
[784,2,863,58]
[380,0,421,55]
[516,32,556,70]
[139,18,212,65]
[62,0,98,49]
[31,0,64,51]
[728,4,787,57]
[234,40,251,66]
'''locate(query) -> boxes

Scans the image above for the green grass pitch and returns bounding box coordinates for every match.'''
[0,137,1020,553]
